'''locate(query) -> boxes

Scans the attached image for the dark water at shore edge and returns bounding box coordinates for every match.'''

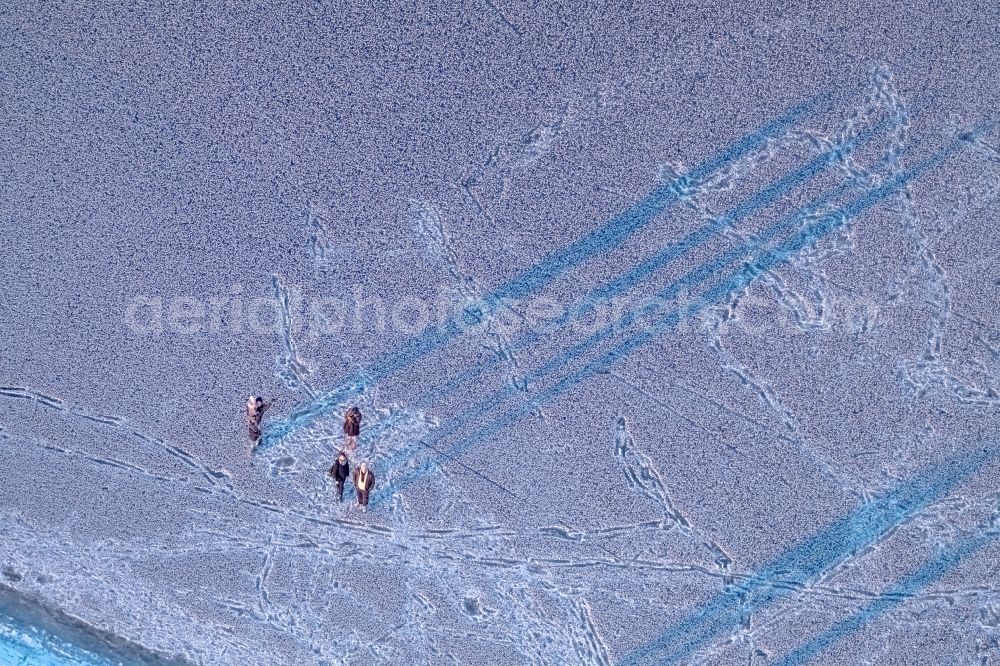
[0,582,190,665]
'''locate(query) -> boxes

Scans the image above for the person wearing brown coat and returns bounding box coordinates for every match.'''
[328,451,351,502]
[343,406,362,451]
[353,462,375,510]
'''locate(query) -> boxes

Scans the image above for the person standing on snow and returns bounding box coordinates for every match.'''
[246,395,261,440]
[343,406,362,451]
[328,451,351,502]
[247,395,274,449]
[353,461,375,511]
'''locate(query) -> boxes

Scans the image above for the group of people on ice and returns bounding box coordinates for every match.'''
[246,399,376,510]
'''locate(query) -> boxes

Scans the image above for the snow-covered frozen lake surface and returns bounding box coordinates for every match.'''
[2,2,1000,664]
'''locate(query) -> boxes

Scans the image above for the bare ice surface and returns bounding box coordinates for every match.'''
[1,2,999,665]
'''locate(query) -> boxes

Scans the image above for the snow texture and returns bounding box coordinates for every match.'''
[1,2,999,665]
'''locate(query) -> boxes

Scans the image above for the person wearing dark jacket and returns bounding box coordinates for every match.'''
[328,451,351,502]
[353,462,375,511]
[343,406,362,451]
[247,396,274,451]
